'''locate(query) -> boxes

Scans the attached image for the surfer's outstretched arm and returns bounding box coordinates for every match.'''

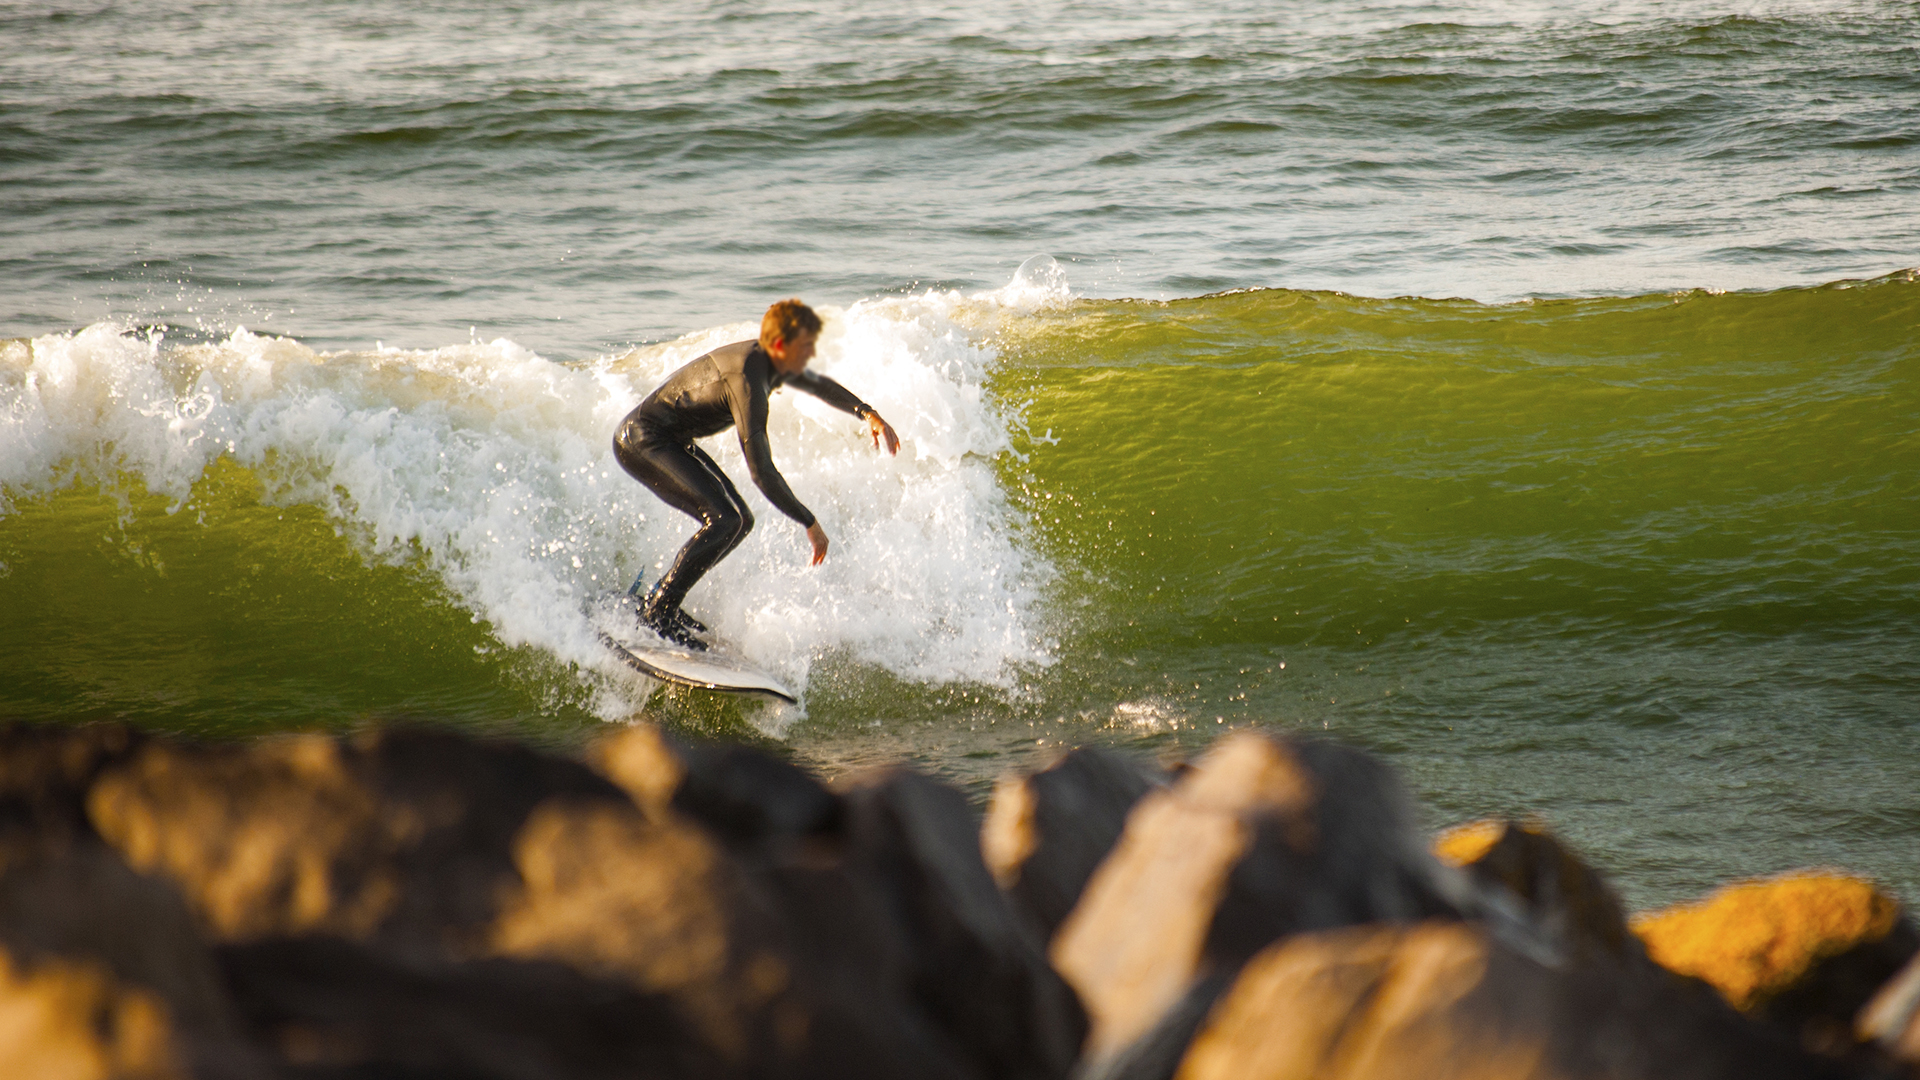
[788,369,900,457]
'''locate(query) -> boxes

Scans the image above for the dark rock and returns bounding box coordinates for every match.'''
[833,768,1089,1080]
[1051,731,1461,1080]
[0,836,272,1080]
[218,936,724,1080]
[981,746,1158,941]
[1434,818,1643,968]
[7,718,1899,1080]
[77,725,993,1078]
[1175,920,1859,1080]
[594,724,840,854]
[0,722,145,841]
[1763,909,1919,1058]
[594,724,1087,1080]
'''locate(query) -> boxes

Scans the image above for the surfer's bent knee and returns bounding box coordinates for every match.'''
[706,500,752,542]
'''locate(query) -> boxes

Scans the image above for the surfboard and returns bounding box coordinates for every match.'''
[597,627,797,704]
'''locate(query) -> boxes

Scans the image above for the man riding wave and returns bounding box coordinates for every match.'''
[613,299,899,649]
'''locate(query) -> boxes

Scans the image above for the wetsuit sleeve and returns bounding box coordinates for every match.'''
[785,369,876,419]
[731,370,818,528]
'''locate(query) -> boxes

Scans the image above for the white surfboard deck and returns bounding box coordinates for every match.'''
[597,628,797,704]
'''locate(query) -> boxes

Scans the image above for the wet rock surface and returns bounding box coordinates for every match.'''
[0,721,1911,1079]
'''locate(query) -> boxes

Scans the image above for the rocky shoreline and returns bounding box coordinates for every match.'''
[0,721,1914,1079]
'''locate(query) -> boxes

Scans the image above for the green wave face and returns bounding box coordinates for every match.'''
[979,277,1920,904]
[0,459,603,744]
[1002,277,1919,655]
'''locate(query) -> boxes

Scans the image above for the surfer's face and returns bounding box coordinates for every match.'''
[767,329,817,373]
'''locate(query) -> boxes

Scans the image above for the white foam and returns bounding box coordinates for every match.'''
[0,266,1066,733]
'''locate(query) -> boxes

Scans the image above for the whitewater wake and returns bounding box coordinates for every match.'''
[0,261,1075,733]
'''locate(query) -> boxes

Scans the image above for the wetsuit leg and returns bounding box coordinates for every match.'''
[613,433,754,627]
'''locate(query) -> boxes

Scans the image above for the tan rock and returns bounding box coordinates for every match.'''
[1858,949,1920,1066]
[88,733,407,942]
[1052,732,1456,1078]
[0,947,187,1080]
[489,799,784,1060]
[590,722,687,817]
[1176,920,1853,1080]
[1433,818,1507,867]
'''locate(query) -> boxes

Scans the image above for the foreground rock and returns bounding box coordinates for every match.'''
[594,724,1087,1080]
[0,839,268,1080]
[833,768,1087,1079]
[0,720,1911,1080]
[981,746,1160,941]
[0,722,1085,1080]
[1049,732,1467,1080]
[80,727,826,1078]
[1438,819,1920,1071]
[1434,818,1645,968]
[1632,872,1919,1056]
[1174,919,1858,1080]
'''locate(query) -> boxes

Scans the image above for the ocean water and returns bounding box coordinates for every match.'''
[3,0,1917,909]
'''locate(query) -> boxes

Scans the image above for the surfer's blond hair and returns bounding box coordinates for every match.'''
[760,299,822,349]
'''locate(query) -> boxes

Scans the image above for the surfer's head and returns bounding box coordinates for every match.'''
[761,298,822,374]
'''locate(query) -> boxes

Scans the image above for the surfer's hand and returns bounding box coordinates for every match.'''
[807,521,829,566]
[868,412,900,456]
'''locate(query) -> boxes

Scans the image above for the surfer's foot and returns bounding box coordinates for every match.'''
[642,606,708,652]
[671,608,710,636]
[634,581,708,636]
[633,601,709,640]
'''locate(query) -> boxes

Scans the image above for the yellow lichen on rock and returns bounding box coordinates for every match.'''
[489,799,777,1061]
[589,723,688,818]
[86,735,405,941]
[1432,819,1507,868]
[1631,872,1902,1011]
[0,948,186,1080]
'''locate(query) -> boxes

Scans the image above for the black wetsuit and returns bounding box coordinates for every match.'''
[613,339,875,629]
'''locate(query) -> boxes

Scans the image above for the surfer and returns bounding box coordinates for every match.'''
[613,299,899,650]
